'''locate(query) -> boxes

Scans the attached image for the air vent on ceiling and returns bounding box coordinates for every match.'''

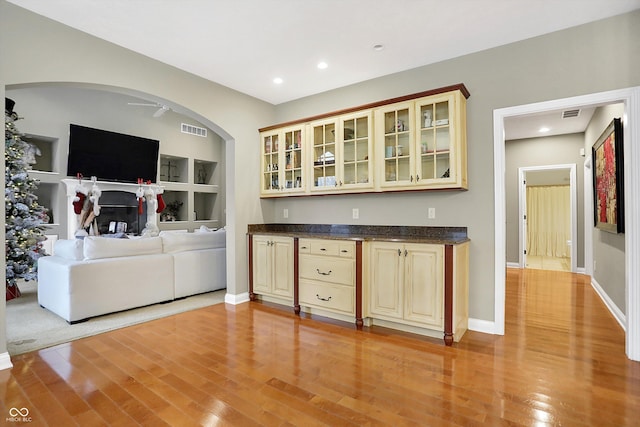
[562,109,580,119]
[181,123,207,137]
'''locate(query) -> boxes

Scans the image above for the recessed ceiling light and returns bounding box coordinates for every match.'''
[539,127,550,133]
[273,77,283,85]
[317,61,328,70]
[373,44,384,51]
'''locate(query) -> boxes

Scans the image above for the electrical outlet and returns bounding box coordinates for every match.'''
[283,208,288,219]
[428,207,436,219]
[352,208,359,219]
[593,260,597,271]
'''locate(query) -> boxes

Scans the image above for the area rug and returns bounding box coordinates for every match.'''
[6,281,225,355]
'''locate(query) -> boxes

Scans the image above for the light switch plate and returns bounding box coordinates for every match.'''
[352,208,359,219]
[428,208,436,219]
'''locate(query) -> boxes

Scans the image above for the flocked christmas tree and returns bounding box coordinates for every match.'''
[5,98,48,300]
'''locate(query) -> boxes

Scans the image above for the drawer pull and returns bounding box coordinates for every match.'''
[301,246,308,249]
[316,269,332,276]
[316,294,332,302]
[340,249,348,253]
[320,248,327,251]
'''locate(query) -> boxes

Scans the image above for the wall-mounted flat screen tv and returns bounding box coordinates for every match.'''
[67,124,159,183]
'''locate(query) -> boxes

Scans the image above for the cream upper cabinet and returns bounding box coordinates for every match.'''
[252,235,294,300]
[376,91,467,191]
[260,126,305,196]
[368,241,444,329]
[309,110,373,194]
[259,85,468,197]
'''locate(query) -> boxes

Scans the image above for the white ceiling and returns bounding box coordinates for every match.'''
[504,107,597,141]
[8,0,640,106]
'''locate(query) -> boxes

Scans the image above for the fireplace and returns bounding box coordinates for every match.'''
[95,191,147,235]
[62,179,162,239]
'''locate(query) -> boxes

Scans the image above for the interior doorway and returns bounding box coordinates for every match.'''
[518,164,577,272]
[492,86,640,362]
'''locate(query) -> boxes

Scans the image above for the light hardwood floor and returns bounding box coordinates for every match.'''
[2,268,639,426]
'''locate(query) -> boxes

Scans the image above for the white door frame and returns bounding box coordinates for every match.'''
[518,164,577,272]
[493,86,640,361]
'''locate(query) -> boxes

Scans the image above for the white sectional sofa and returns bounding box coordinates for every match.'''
[37,228,226,323]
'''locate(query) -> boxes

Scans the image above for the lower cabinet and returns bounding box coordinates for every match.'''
[298,238,362,324]
[366,241,469,343]
[251,235,294,303]
[248,230,468,345]
[367,242,444,329]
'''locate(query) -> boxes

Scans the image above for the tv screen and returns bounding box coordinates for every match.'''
[67,124,159,183]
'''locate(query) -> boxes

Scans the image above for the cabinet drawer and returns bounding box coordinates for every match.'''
[309,239,341,256]
[299,255,354,286]
[299,280,354,314]
[298,239,312,254]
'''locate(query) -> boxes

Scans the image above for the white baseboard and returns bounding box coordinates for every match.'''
[506,262,520,269]
[591,277,626,330]
[0,352,13,371]
[225,292,249,305]
[468,318,498,335]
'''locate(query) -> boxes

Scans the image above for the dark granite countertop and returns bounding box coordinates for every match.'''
[247,224,469,245]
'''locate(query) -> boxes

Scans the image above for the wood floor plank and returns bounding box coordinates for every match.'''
[3,268,640,426]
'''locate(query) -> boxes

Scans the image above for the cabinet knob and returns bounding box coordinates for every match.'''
[416,174,420,182]
[404,249,408,257]
[316,268,332,276]
[398,249,402,256]
[410,175,414,182]
[316,294,332,302]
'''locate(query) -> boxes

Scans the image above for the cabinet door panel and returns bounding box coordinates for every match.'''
[271,238,294,297]
[369,243,403,319]
[252,237,272,294]
[404,245,444,328]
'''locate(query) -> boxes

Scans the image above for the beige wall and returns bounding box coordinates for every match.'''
[586,104,626,312]
[1,1,639,356]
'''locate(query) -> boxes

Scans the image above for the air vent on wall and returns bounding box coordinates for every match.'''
[562,109,580,119]
[181,123,207,137]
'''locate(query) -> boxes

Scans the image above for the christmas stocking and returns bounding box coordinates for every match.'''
[136,186,145,215]
[156,193,166,213]
[72,184,88,215]
[72,192,86,214]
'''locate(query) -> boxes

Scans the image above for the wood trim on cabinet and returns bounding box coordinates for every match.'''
[294,238,300,314]
[259,83,470,132]
[248,234,255,301]
[444,244,454,346]
[355,241,363,328]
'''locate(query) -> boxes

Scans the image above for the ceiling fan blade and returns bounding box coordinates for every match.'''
[153,106,170,118]
[127,102,159,107]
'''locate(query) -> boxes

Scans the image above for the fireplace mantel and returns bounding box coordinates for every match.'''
[62,179,164,239]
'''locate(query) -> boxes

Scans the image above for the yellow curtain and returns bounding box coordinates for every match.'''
[526,185,570,258]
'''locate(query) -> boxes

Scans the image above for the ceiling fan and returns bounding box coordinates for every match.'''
[127,102,171,118]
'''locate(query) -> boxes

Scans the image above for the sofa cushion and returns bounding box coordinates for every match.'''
[160,229,226,253]
[83,236,163,260]
[53,239,84,260]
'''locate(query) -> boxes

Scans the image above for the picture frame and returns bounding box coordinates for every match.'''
[592,117,624,233]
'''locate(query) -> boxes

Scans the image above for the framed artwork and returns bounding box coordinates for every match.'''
[592,118,624,233]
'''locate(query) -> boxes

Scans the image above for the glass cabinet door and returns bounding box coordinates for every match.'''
[382,106,412,185]
[417,97,452,181]
[312,121,337,189]
[341,112,372,189]
[262,132,280,192]
[283,128,303,190]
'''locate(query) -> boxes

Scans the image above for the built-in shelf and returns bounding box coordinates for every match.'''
[23,134,58,173]
[194,159,217,185]
[194,192,217,221]
[159,154,188,183]
[160,190,188,222]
